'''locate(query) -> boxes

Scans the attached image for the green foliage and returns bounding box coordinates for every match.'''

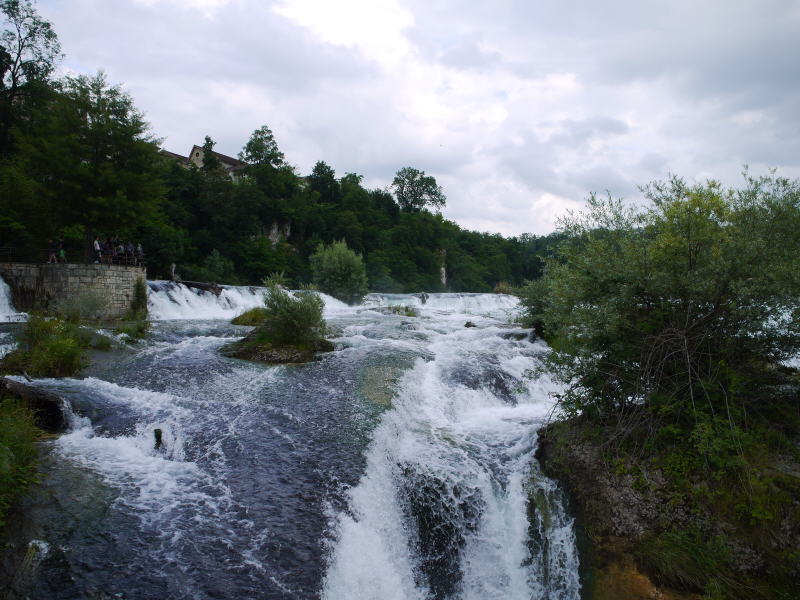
[310,240,369,304]
[231,307,269,326]
[184,249,239,284]
[239,124,284,167]
[0,396,40,530]
[528,174,800,421]
[200,135,221,173]
[128,276,148,319]
[493,281,514,295]
[115,319,149,343]
[0,0,61,155]
[262,271,290,288]
[391,166,446,212]
[1,315,88,377]
[259,285,325,347]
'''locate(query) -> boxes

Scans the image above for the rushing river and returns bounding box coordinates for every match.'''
[1,282,580,600]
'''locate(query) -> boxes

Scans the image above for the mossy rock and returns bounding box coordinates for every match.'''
[231,307,269,326]
[220,328,334,364]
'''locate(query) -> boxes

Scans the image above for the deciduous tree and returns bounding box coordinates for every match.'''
[391,166,446,212]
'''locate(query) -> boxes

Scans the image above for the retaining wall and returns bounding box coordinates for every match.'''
[0,262,146,318]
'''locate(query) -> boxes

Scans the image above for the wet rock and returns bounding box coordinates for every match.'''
[0,376,69,432]
[500,331,529,341]
[448,361,518,404]
[464,321,476,328]
[398,464,483,600]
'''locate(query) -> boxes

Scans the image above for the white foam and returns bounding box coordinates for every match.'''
[363,292,520,319]
[0,275,27,323]
[323,316,579,599]
[147,281,352,321]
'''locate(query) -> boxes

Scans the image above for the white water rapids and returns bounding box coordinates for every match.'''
[3,281,581,599]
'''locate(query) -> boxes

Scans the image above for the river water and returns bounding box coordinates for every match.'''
[1,281,580,600]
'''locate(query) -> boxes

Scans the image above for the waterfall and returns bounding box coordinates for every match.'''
[7,289,579,599]
[322,320,580,599]
[0,275,26,323]
[147,281,350,320]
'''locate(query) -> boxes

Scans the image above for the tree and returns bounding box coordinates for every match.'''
[391,166,446,212]
[526,174,800,422]
[308,160,340,204]
[200,135,221,173]
[309,240,369,304]
[0,0,61,153]
[239,124,284,167]
[15,71,164,254]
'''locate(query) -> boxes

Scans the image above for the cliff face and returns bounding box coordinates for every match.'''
[535,418,800,600]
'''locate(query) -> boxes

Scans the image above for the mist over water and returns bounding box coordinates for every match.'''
[3,282,580,600]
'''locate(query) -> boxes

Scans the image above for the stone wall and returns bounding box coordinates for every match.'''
[0,262,146,319]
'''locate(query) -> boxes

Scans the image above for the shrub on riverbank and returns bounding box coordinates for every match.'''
[1,316,88,377]
[527,174,800,599]
[127,276,149,320]
[0,397,40,531]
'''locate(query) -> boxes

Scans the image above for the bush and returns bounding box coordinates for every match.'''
[0,397,39,530]
[309,240,369,304]
[127,276,148,319]
[493,281,514,295]
[1,315,88,377]
[529,174,800,422]
[262,271,290,288]
[260,285,325,347]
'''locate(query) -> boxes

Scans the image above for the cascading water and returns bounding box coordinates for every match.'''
[2,285,580,600]
[0,275,26,323]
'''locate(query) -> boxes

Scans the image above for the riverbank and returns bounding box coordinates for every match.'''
[536,412,800,600]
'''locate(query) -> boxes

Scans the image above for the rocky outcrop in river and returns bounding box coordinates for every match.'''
[220,326,334,364]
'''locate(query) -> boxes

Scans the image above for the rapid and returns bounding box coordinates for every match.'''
[1,281,580,600]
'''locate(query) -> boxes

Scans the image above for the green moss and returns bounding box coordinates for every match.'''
[231,307,269,326]
[636,530,735,594]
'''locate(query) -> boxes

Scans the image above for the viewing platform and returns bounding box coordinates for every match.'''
[0,262,147,319]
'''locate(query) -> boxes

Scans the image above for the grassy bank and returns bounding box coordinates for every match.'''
[0,396,40,532]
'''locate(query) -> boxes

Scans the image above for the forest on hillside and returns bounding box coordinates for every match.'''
[0,1,560,291]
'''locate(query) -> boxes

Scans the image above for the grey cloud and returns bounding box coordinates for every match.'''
[572,166,637,198]
[35,0,800,236]
[550,116,629,146]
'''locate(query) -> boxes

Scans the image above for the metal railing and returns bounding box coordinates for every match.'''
[0,247,145,267]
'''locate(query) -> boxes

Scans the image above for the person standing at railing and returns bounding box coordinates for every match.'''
[58,238,67,263]
[47,239,57,263]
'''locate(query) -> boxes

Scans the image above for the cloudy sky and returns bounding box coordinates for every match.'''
[37,0,800,236]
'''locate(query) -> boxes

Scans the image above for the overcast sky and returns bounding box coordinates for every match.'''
[37,0,800,236]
